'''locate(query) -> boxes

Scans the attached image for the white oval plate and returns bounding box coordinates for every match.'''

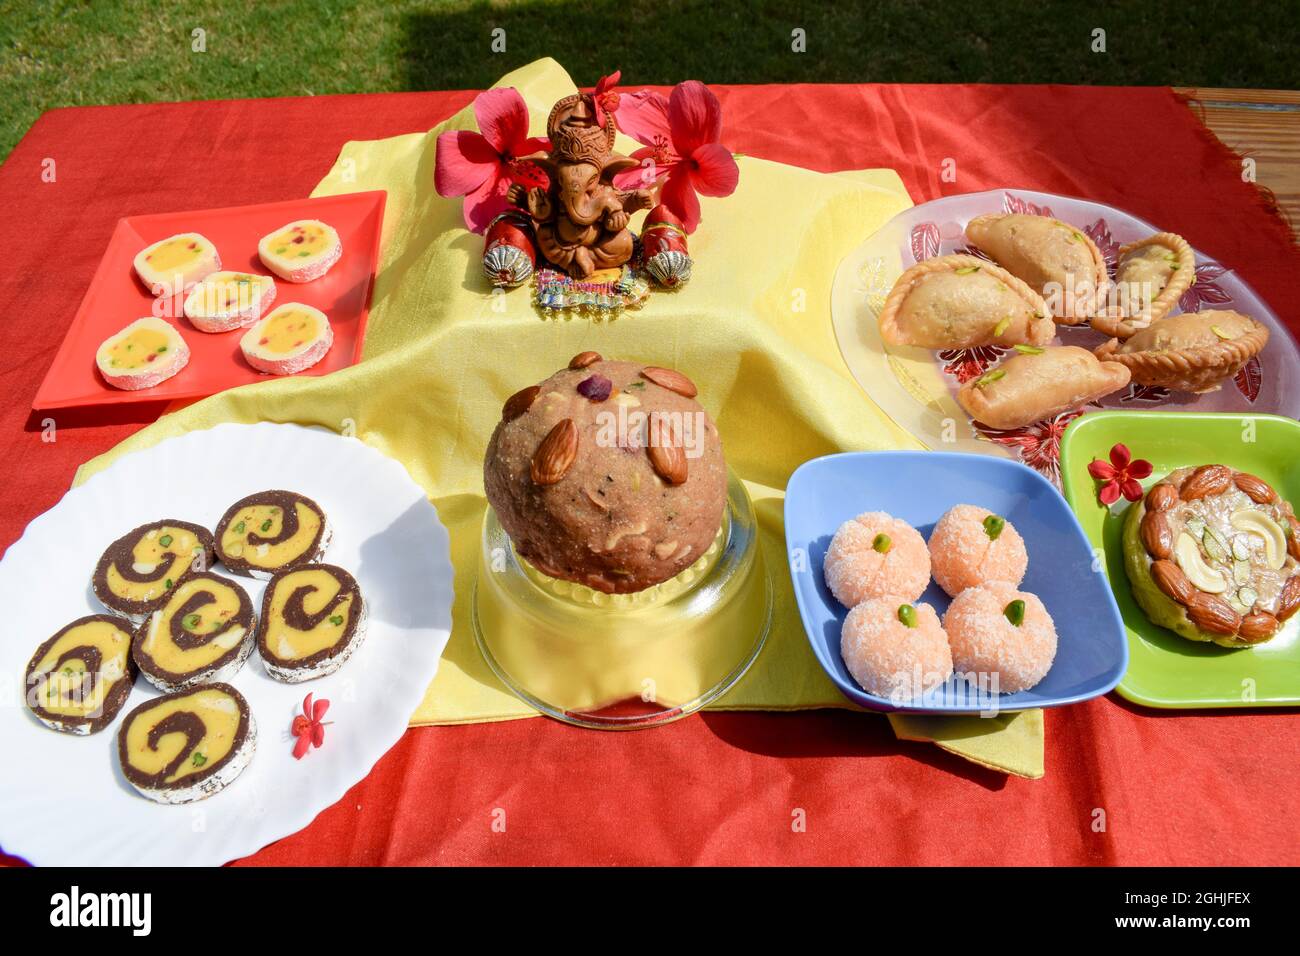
[832,188,1300,484]
[0,422,453,866]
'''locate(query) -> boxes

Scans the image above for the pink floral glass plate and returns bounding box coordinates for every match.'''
[830,188,1300,486]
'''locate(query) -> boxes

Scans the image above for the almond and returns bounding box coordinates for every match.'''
[502,385,540,422]
[1279,577,1300,622]
[1152,560,1194,604]
[530,419,578,485]
[646,413,688,485]
[1145,483,1178,513]
[1140,510,1173,559]
[640,366,698,398]
[1239,611,1280,643]
[1186,592,1241,635]
[569,351,602,370]
[1179,464,1231,501]
[1233,472,1276,504]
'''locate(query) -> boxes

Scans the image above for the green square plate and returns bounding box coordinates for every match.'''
[1059,411,1300,709]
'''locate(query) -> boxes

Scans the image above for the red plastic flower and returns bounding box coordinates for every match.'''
[434,87,550,233]
[1088,443,1152,505]
[611,81,738,232]
[591,70,622,127]
[291,693,332,760]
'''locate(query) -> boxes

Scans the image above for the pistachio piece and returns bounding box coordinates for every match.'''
[1004,599,1026,626]
[1232,535,1251,562]
[1202,527,1228,565]
[872,533,892,554]
[1233,559,1251,587]
[973,369,1006,389]
[1229,508,1287,570]
[983,514,1005,540]
[1186,516,1207,538]
[897,604,918,628]
[1237,586,1259,609]
[992,316,1012,336]
[1012,344,1044,355]
[1174,531,1228,594]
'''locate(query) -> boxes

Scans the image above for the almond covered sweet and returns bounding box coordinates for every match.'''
[1122,464,1299,648]
[483,355,727,594]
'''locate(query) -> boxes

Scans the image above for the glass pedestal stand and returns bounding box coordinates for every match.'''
[472,471,771,729]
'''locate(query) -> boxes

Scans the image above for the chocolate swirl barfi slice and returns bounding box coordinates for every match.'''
[257,564,367,682]
[118,683,255,804]
[215,490,330,579]
[133,571,255,691]
[24,614,137,735]
[92,520,216,622]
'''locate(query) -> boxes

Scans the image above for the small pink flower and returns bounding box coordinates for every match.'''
[435,87,550,233]
[611,81,738,232]
[1088,442,1152,505]
[291,693,332,760]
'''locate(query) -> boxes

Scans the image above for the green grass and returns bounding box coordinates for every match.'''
[2,0,1297,163]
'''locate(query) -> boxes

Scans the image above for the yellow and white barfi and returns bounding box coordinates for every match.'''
[133,233,221,296]
[257,219,341,283]
[95,317,190,391]
[239,303,333,375]
[182,270,277,333]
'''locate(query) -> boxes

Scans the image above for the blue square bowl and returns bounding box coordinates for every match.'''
[785,451,1129,713]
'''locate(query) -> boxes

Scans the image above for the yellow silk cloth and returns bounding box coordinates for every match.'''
[76,58,1043,779]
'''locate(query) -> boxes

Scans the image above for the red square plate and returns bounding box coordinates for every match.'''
[34,190,386,411]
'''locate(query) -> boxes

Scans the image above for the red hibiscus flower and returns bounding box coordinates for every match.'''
[611,81,739,233]
[435,87,550,233]
[291,693,332,760]
[591,70,622,128]
[1088,443,1152,505]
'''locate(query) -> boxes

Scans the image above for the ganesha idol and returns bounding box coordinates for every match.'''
[504,92,653,279]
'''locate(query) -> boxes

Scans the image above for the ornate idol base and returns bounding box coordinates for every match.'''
[472,471,771,729]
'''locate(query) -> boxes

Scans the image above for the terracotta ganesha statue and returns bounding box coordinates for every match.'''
[506,91,653,278]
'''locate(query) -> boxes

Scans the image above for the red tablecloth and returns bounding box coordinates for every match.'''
[2,84,1297,866]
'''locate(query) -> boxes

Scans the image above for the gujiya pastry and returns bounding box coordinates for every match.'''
[877,217,1273,430]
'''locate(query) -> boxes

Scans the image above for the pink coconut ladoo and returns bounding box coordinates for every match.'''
[943,582,1057,694]
[823,511,931,608]
[927,503,1028,597]
[841,599,953,701]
